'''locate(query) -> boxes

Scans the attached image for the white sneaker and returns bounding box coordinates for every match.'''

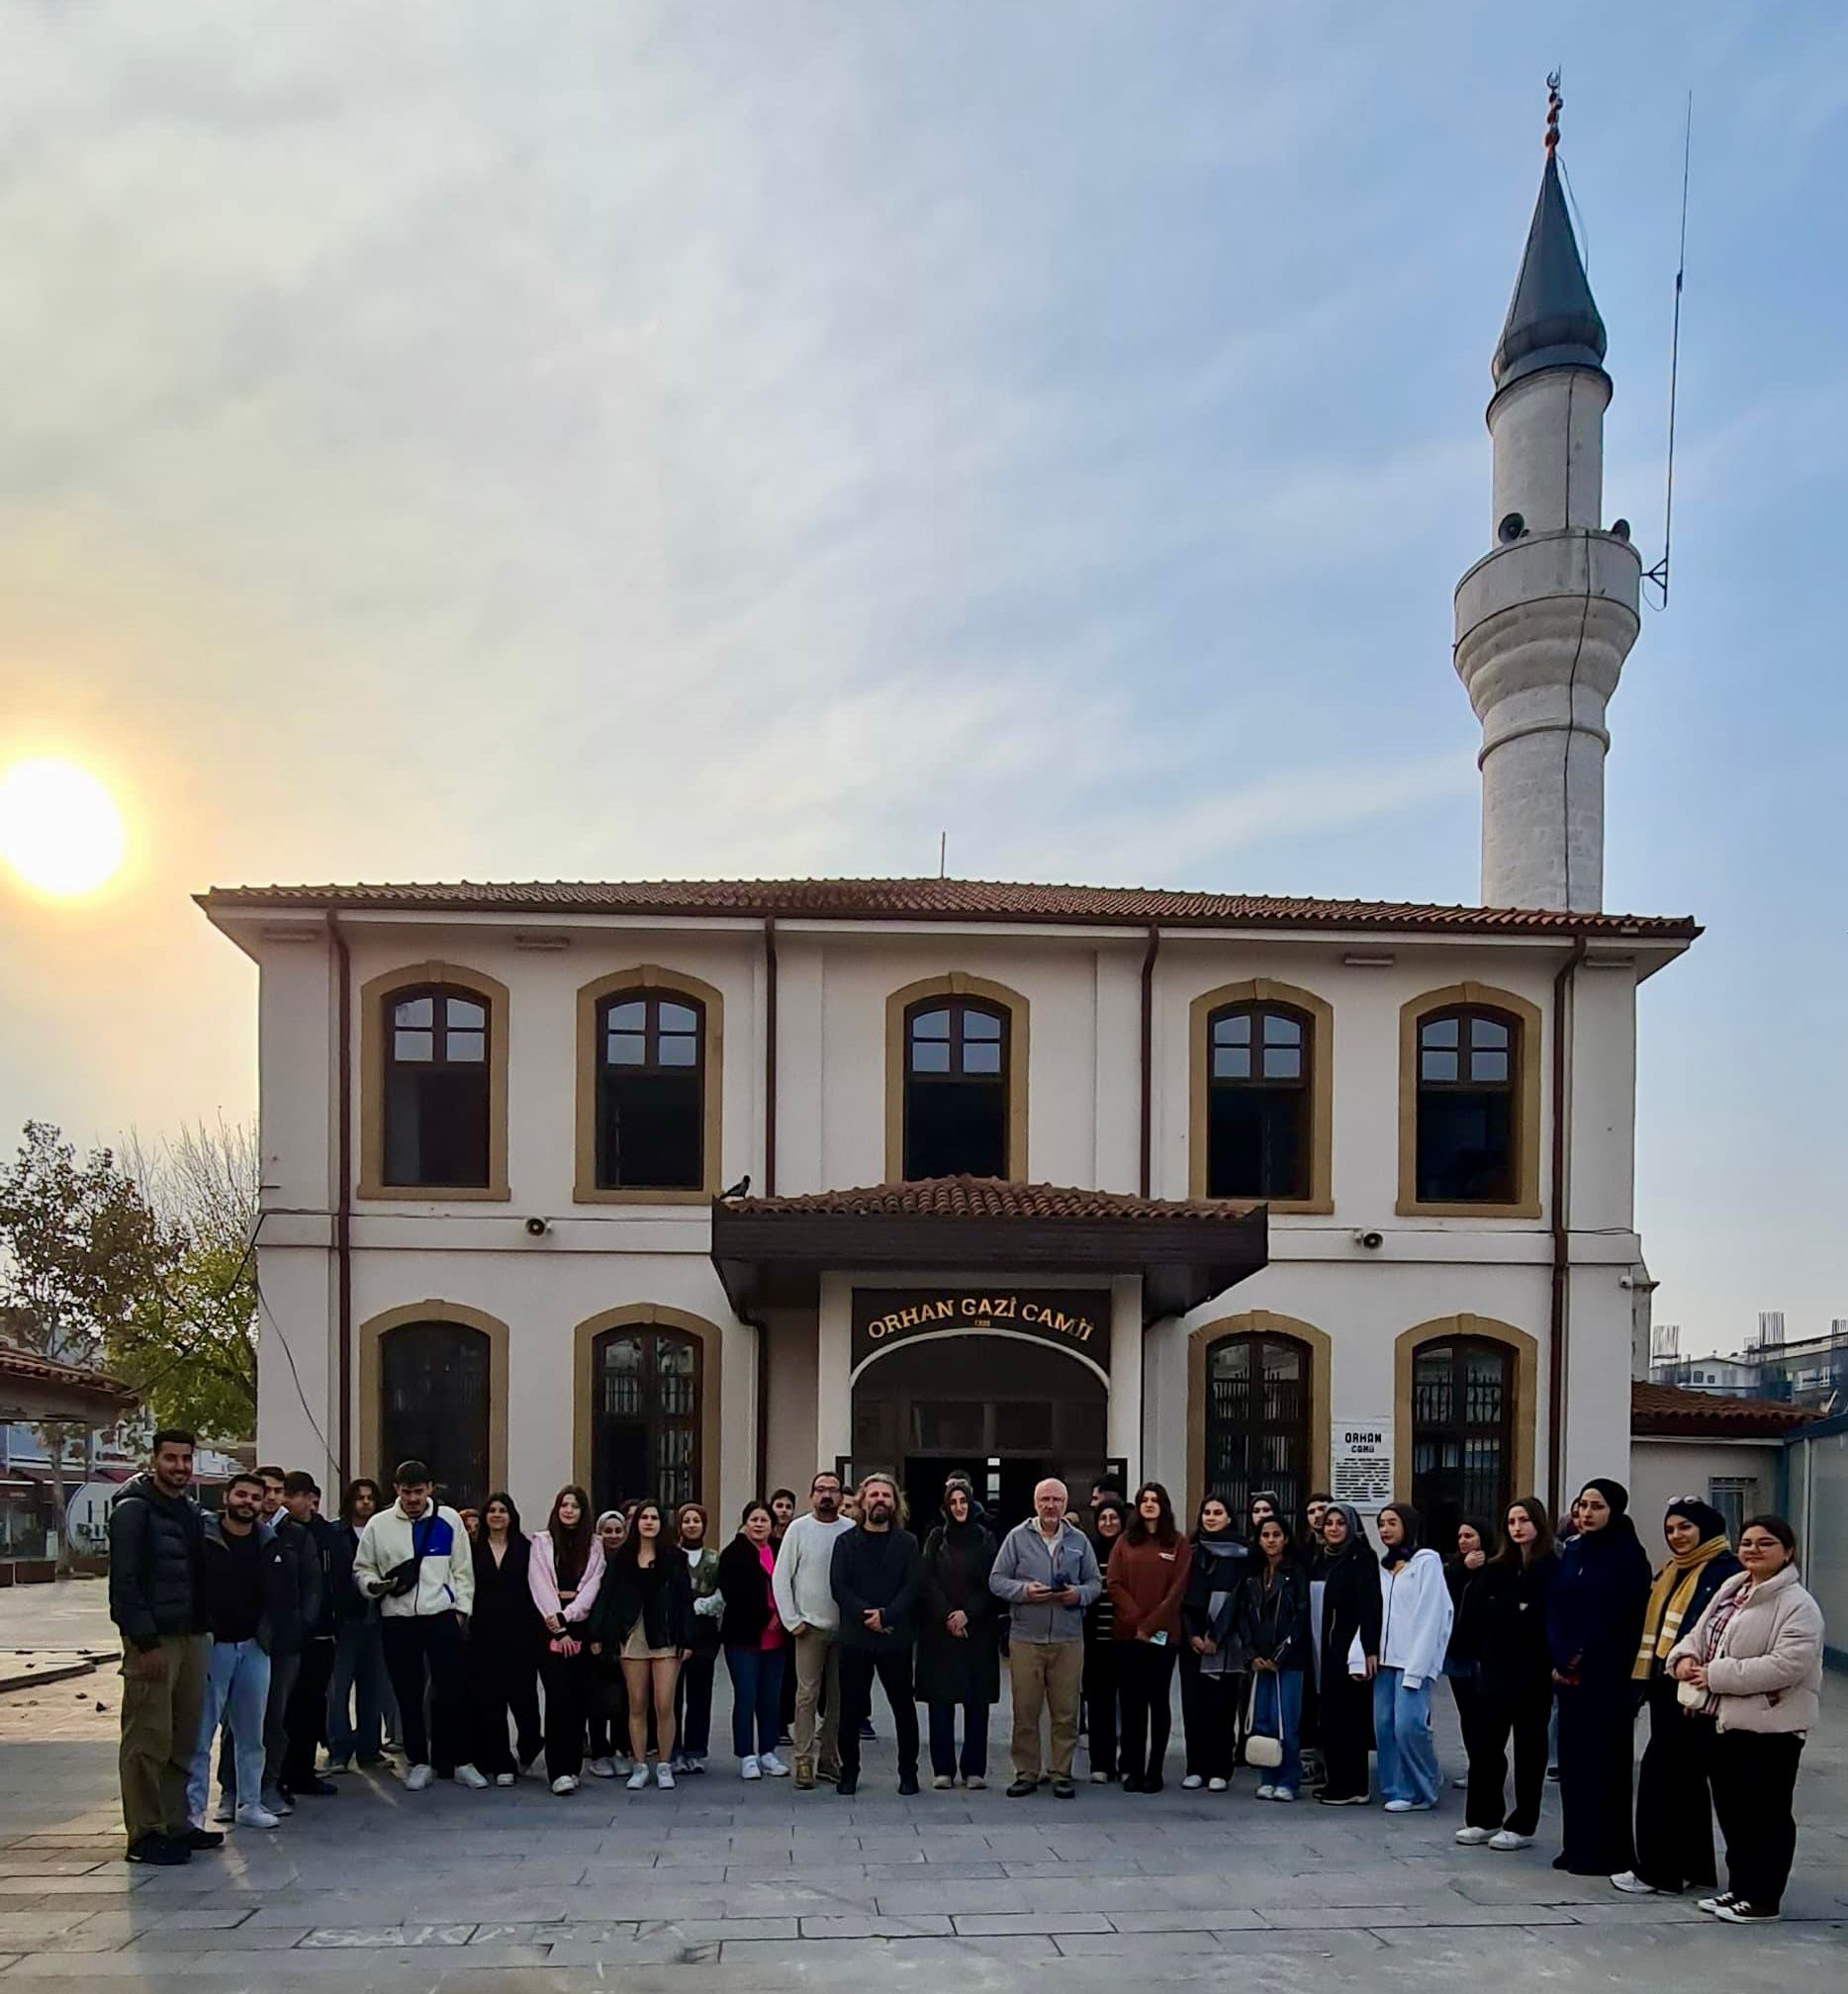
[453,1763,489,1790]
[740,1755,762,1780]
[655,1763,675,1790]
[1456,1826,1496,1846]
[759,1751,790,1777]
[1383,1798,1417,1812]
[966,1775,985,1790]
[1489,1830,1533,1851]
[1272,1787,1297,1803]
[1207,1776,1229,1793]
[551,1774,579,1795]
[586,1757,616,1779]
[1611,1871,1659,1895]
[1254,1783,1276,1801]
[626,1765,650,1791]
[235,1803,280,1830]
[1181,1773,1204,1790]
[402,1764,433,1793]
[494,1772,515,1787]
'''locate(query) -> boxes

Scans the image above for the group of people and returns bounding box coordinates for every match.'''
[106,1431,1825,1923]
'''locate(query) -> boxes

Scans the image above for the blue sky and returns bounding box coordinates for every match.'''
[1,2,1842,1352]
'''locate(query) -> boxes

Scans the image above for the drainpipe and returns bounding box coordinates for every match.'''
[327,912,353,1487]
[763,917,779,1197]
[1139,926,1160,1197]
[1546,934,1588,1511]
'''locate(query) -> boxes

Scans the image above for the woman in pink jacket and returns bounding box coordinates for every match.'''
[1665,1515,1824,1926]
[527,1486,605,1795]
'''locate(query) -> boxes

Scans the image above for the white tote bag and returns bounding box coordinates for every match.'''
[1243,1672,1283,1769]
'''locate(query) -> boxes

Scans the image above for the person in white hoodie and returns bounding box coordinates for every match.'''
[352,1460,486,1793]
[771,1470,854,1789]
[1359,1502,1453,1811]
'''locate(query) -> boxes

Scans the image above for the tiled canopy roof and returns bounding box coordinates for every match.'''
[1630,1381,1823,1439]
[0,1342,137,1404]
[724,1177,1259,1227]
[199,876,1698,941]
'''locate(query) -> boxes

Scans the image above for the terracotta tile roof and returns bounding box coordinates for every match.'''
[724,1176,1260,1226]
[0,1342,137,1403]
[198,876,1699,942]
[1630,1380,1823,1439]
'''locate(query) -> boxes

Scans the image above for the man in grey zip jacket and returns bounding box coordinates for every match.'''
[988,1479,1101,1796]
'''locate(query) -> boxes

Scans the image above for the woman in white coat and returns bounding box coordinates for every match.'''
[1362,1503,1453,1811]
[1665,1515,1824,1925]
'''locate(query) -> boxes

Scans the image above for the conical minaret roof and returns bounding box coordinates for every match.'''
[1491,152,1607,391]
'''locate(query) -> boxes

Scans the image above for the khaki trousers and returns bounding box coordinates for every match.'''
[1008,1638,1084,1781]
[791,1626,842,1773]
[118,1634,209,1843]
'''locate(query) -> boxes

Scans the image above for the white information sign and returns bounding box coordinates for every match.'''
[1331,1418,1393,1508]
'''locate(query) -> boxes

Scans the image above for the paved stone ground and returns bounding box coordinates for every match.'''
[0,1581,1841,1988]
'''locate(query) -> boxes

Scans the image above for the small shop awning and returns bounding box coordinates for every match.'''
[711,1176,1267,1323]
[0,1342,140,1426]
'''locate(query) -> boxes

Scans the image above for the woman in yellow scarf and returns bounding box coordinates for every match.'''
[1612,1498,1740,1896]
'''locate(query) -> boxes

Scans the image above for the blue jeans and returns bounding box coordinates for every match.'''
[1250,1668,1304,1789]
[725,1645,785,1760]
[1373,1667,1440,1805]
[326,1617,386,1761]
[928,1699,989,1780]
[189,1640,270,1823]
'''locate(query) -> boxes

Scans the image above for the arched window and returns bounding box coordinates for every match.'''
[903,998,1009,1178]
[595,991,705,1190]
[382,984,491,1188]
[1206,1002,1312,1200]
[590,1325,702,1514]
[1203,1332,1311,1525]
[378,1319,490,1504]
[1416,1006,1519,1204]
[1410,1337,1514,1552]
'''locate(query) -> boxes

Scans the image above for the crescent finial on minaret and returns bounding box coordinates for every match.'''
[1544,71,1562,157]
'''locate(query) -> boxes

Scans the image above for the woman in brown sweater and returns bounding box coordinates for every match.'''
[1108,1483,1192,1792]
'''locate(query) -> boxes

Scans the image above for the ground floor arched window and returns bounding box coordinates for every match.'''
[1410,1336,1514,1552]
[591,1325,702,1515]
[378,1319,491,1505]
[1203,1332,1312,1525]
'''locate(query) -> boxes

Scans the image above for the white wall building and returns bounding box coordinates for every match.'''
[202,133,1697,1548]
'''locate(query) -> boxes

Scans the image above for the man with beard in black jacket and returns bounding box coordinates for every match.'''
[829,1472,921,1796]
[108,1429,212,1864]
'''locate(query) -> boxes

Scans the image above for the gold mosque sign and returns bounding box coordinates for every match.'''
[851,1289,1111,1371]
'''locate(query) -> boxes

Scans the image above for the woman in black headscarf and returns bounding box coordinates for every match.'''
[915,1478,1000,1788]
[1615,1497,1741,1896]
[1546,1478,1652,1873]
[1315,1502,1381,1804]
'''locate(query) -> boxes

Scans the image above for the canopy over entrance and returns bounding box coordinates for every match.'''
[709,1175,1267,1323]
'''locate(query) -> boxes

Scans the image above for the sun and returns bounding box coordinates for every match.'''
[0,758,128,898]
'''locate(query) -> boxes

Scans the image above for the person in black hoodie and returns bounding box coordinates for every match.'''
[915,1477,1000,1788]
[466,1493,543,1783]
[830,1472,921,1796]
[1316,1502,1381,1805]
[281,1479,342,1798]
[1616,1496,1742,1896]
[1441,1516,1495,1803]
[1547,1478,1652,1875]
[1179,1495,1248,1791]
[1455,1497,1557,1850]
[1082,1497,1127,1782]
[1236,1515,1313,1800]
[323,1479,389,1773]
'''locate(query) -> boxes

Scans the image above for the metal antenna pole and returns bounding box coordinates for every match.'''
[1644,93,1693,608]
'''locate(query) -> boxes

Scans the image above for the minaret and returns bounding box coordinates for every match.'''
[1455,82,1641,912]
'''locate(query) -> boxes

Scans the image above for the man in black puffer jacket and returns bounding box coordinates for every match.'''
[829,1473,921,1796]
[108,1429,211,1864]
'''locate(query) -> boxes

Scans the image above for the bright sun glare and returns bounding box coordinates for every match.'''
[0,758,128,898]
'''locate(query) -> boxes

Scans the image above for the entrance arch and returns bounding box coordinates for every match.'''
[851,1331,1108,1532]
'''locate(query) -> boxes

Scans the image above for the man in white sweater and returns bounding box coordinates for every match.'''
[772,1471,854,1789]
[352,1459,486,1794]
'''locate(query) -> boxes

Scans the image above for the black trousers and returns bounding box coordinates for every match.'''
[1183,1662,1241,1780]
[675,1649,717,1759]
[1082,1638,1122,1776]
[1709,1729,1803,1912]
[1318,1659,1373,1801]
[1465,1679,1551,1835]
[836,1647,918,1784]
[281,1635,336,1788]
[1117,1642,1177,1782]
[1553,1678,1637,1875]
[379,1613,466,1775]
[467,1639,542,1778]
[1632,1681,1717,1891]
[538,1645,592,1781]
